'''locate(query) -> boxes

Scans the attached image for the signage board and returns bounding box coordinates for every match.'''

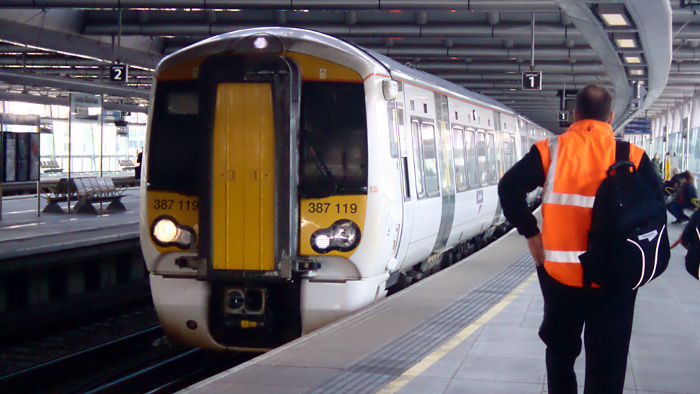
[110,64,128,82]
[522,71,542,90]
[680,0,700,8]
[624,117,651,134]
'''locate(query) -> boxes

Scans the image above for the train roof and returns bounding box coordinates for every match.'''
[364,50,517,116]
[159,27,545,130]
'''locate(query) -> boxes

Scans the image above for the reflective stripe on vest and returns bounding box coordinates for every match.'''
[544,249,585,263]
[542,137,596,209]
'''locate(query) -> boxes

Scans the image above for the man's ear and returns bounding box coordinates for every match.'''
[607,111,615,124]
[573,110,581,122]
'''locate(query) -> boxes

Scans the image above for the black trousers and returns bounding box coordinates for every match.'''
[536,266,637,394]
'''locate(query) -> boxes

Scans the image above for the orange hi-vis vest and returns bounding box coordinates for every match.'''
[535,119,645,287]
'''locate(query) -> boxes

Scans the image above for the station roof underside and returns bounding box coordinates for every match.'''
[0,1,693,133]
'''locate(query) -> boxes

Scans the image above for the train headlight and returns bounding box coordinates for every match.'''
[314,234,331,250]
[310,219,361,253]
[151,216,196,249]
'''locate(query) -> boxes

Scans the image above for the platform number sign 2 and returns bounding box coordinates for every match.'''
[522,71,542,90]
[110,64,128,83]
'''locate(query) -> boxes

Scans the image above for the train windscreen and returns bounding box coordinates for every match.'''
[299,82,368,197]
[147,81,203,195]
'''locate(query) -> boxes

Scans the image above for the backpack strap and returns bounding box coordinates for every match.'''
[607,140,635,176]
[615,140,630,163]
[582,140,632,289]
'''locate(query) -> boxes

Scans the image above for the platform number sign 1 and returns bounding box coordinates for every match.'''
[110,64,128,83]
[559,111,568,121]
[522,71,542,90]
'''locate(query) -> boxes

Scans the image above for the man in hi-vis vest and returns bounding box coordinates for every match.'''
[498,85,663,394]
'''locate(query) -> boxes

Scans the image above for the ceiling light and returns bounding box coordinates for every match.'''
[597,3,632,27]
[601,13,628,26]
[623,56,641,64]
[629,69,645,76]
[615,38,636,48]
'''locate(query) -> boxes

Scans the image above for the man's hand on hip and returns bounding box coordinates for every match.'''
[527,233,545,267]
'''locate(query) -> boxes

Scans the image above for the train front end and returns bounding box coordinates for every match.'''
[140,28,386,350]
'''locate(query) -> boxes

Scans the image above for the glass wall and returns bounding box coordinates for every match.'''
[1,100,147,176]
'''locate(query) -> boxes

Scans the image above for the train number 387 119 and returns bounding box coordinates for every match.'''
[307,202,358,214]
[153,199,199,211]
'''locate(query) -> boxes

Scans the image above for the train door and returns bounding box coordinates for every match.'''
[211,82,276,271]
[392,90,414,264]
[201,55,300,279]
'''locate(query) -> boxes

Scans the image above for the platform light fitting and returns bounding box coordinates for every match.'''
[614,34,637,49]
[623,55,642,64]
[629,69,645,76]
[601,13,629,26]
[597,3,632,27]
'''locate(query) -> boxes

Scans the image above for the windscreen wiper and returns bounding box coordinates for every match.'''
[299,134,338,198]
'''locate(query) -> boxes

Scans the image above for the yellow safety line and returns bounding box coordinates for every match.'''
[377,272,538,394]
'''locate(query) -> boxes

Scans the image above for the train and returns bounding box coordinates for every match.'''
[139,27,549,351]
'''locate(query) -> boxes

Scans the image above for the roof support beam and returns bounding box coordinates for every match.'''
[553,0,632,130]
[0,1,560,12]
[0,91,147,113]
[0,69,149,99]
[0,9,163,69]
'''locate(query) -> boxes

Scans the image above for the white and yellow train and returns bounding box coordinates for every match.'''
[140,27,549,351]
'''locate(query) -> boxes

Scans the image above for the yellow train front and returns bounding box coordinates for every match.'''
[140,28,388,350]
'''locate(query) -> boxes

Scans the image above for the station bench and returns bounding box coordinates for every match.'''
[40,160,63,173]
[119,159,137,171]
[43,176,127,214]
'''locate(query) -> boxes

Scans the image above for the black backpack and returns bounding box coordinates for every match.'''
[680,210,700,280]
[579,141,669,290]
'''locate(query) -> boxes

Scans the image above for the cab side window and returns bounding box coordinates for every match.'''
[411,121,425,199]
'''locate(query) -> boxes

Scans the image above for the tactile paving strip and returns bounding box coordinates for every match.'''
[309,253,535,394]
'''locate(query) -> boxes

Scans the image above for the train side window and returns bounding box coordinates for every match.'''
[453,127,467,192]
[421,123,440,197]
[520,136,529,160]
[411,121,425,199]
[476,131,488,187]
[487,133,497,184]
[465,129,478,188]
[509,136,516,167]
[502,135,514,172]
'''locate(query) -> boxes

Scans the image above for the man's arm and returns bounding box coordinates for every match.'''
[498,145,546,238]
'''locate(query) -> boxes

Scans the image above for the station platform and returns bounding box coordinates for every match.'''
[186,220,700,394]
[0,188,139,259]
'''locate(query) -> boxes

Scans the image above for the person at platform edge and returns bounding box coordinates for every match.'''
[498,84,663,394]
[667,171,697,224]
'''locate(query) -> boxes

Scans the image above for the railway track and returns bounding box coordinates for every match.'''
[0,302,254,393]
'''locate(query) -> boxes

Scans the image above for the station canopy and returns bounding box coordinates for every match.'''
[0,1,692,133]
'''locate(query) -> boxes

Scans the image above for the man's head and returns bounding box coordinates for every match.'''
[574,84,614,123]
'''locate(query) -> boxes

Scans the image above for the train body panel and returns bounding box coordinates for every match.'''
[141,27,549,350]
